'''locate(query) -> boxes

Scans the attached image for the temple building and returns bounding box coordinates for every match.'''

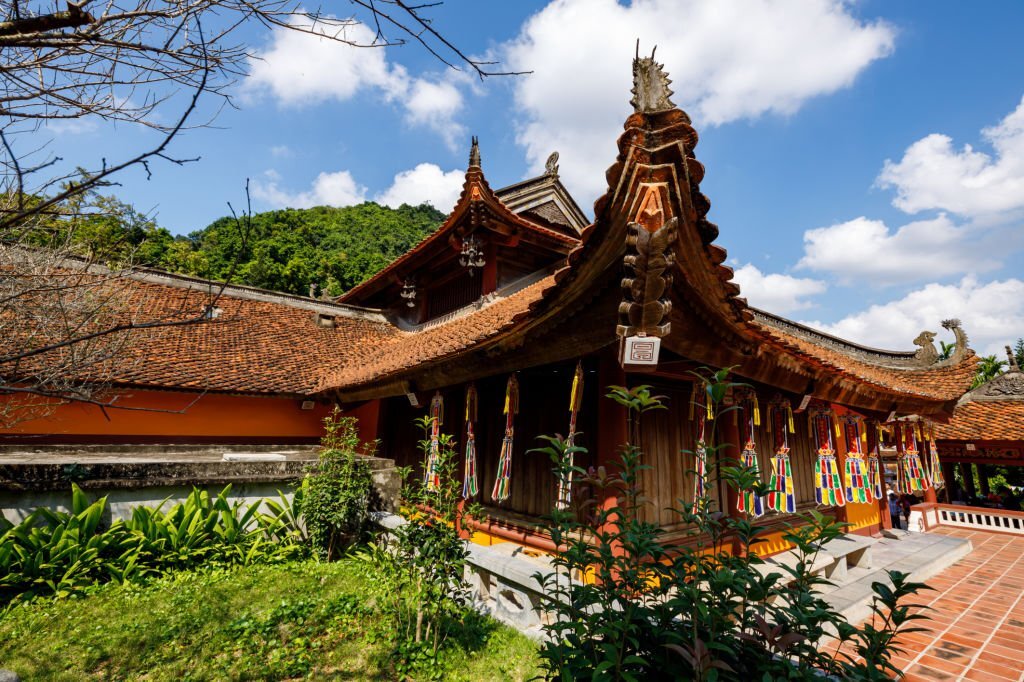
[1,57,981,554]
[933,347,1024,501]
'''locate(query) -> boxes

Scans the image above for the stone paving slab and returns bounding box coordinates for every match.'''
[831,527,1024,681]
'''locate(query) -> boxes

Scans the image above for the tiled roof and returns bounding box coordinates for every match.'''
[935,367,1024,441]
[752,321,978,402]
[317,276,555,391]
[4,266,398,397]
[934,401,1024,441]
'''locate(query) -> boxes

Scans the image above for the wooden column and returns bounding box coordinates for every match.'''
[869,421,893,530]
[941,461,957,503]
[596,348,628,549]
[923,437,939,505]
[961,462,976,497]
[978,464,991,497]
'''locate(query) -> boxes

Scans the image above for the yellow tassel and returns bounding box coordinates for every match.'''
[465,385,477,423]
[504,374,519,415]
[753,395,761,426]
[706,394,714,421]
[569,362,583,414]
[833,414,842,440]
[860,427,867,447]
[787,406,795,434]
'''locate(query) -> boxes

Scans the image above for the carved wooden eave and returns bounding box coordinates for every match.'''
[338,140,578,306]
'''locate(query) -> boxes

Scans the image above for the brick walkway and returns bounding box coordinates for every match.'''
[882,527,1024,681]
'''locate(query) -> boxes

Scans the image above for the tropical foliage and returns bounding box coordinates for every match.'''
[532,371,930,681]
[972,354,1008,388]
[0,484,306,606]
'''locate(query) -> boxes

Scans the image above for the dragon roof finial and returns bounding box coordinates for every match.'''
[1007,345,1021,373]
[468,136,481,168]
[631,41,675,114]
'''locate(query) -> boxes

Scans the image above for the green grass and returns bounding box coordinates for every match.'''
[0,559,541,681]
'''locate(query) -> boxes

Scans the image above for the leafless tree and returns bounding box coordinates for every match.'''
[0,0,512,426]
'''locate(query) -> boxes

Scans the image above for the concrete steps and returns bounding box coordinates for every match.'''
[816,531,973,625]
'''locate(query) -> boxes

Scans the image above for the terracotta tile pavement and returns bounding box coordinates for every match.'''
[837,528,1024,681]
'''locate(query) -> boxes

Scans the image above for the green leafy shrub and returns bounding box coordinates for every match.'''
[533,370,930,681]
[304,407,376,559]
[359,416,482,676]
[0,484,306,606]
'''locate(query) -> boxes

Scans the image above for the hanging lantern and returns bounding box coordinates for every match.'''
[459,235,487,275]
[400,278,418,308]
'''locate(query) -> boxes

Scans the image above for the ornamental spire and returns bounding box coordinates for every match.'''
[468,136,481,168]
[1007,345,1021,373]
[631,42,675,114]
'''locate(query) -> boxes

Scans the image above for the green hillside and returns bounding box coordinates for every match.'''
[170,202,445,296]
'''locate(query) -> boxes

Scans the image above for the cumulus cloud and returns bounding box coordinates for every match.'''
[251,169,367,208]
[374,163,464,210]
[503,0,895,205]
[796,214,1000,285]
[731,264,827,314]
[802,276,1024,355]
[246,19,464,148]
[252,163,464,210]
[878,95,1024,217]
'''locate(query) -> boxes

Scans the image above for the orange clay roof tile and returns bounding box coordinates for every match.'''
[934,402,1024,441]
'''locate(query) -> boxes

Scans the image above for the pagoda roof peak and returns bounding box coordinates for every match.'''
[468,135,481,169]
[1007,344,1021,373]
[631,42,676,114]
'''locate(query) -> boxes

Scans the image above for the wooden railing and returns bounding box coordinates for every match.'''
[911,503,1024,536]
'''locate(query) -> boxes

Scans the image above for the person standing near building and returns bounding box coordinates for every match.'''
[888,493,903,530]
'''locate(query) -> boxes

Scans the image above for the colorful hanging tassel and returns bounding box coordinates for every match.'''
[899,421,930,493]
[462,385,479,499]
[556,362,585,510]
[694,415,708,503]
[425,392,444,491]
[929,440,945,490]
[491,374,519,503]
[736,391,764,517]
[842,417,873,504]
[811,408,846,507]
[866,421,884,501]
[766,399,796,514]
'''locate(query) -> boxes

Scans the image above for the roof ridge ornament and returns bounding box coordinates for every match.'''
[468,136,481,169]
[544,151,559,177]
[631,41,675,114]
[1007,345,1021,373]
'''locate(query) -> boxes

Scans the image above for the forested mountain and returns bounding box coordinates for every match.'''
[31,193,445,297]
[171,203,445,296]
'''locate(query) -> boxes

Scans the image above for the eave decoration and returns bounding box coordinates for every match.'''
[556,361,585,511]
[927,423,944,490]
[491,374,519,503]
[689,382,712,503]
[765,395,797,514]
[841,415,873,504]
[810,405,846,508]
[735,388,765,517]
[894,421,930,494]
[463,384,479,499]
[425,392,444,491]
[867,422,884,501]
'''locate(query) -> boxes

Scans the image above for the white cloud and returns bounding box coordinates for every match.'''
[251,169,367,208]
[796,214,1000,285]
[252,162,464,210]
[374,163,464,210]
[404,80,466,150]
[731,264,826,315]
[802,276,1024,356]
[246,19,465,147]
[270,145,293,158]
[878,95,1024,217]
[503,0,895,205]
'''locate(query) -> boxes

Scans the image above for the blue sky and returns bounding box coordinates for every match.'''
[42,0,1024,356]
